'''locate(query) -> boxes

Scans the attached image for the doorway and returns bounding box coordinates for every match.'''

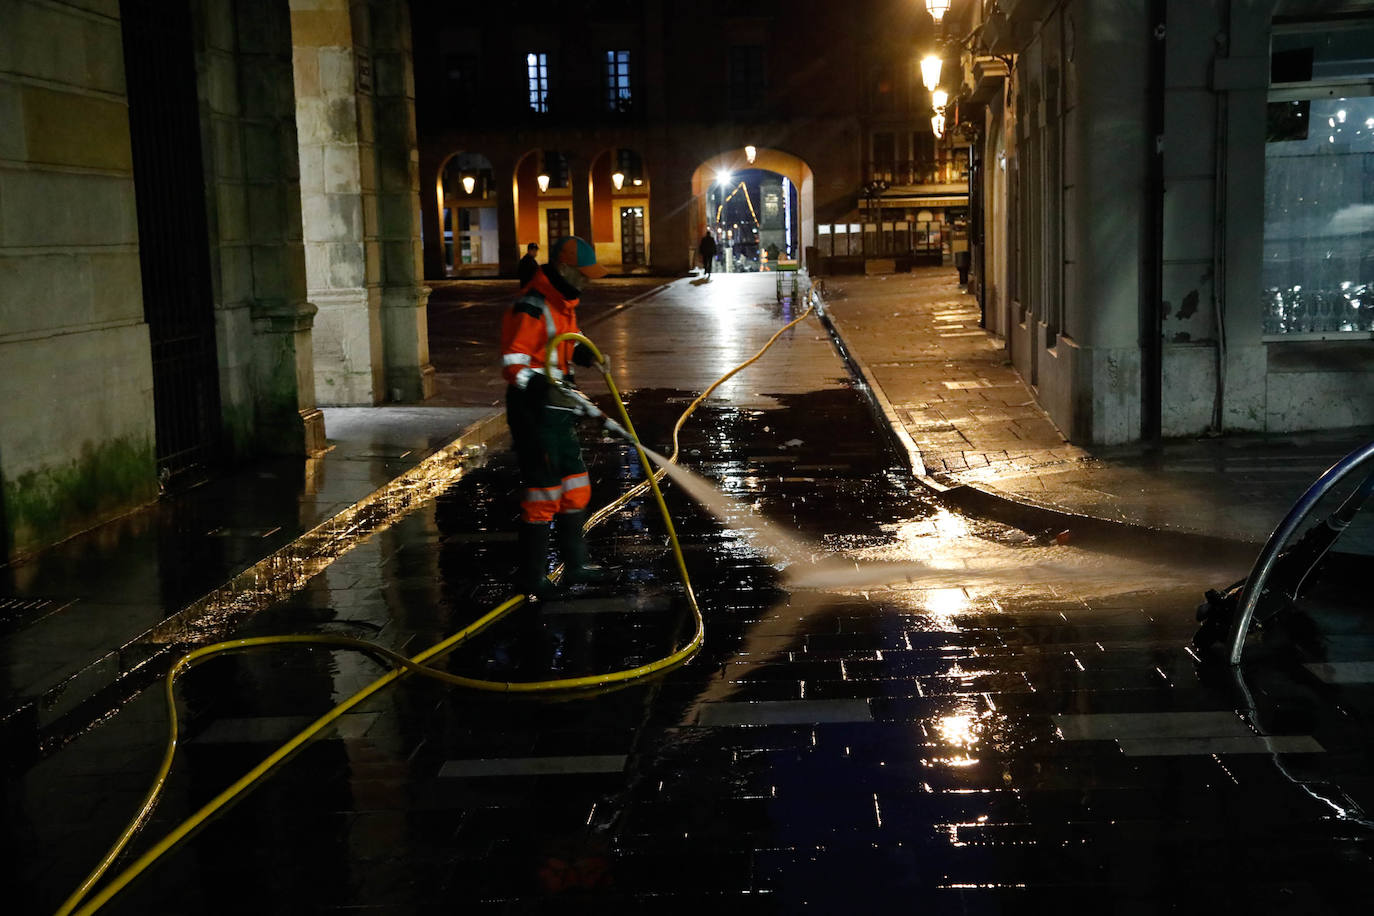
[620,207,645,266]
[546,208,571,245]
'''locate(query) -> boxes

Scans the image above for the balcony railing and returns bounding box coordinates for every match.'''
[864,157,969,187]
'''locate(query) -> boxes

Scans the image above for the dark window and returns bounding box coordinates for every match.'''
[728,45,766,111]
[605,50,632,112]
[871,65,895,112]
[873,132,895,167]
[527,51,549,113]
[542,150,569,189]
[444,53,479,113]
[615,148,643,184]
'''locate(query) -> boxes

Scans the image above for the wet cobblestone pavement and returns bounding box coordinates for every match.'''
[8,277,1374,914]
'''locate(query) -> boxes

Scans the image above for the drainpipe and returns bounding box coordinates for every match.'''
[1142,0,1166,443]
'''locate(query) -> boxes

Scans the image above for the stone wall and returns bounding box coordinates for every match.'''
[0,0,158,559]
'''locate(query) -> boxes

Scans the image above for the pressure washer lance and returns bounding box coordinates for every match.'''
[556,379,634,442]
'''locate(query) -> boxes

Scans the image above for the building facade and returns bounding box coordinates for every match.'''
[411,0,961,279]
[0,0,434,561]
[956,0,1374,444]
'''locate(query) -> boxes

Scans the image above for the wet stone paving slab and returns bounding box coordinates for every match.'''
[9,283,1374,914]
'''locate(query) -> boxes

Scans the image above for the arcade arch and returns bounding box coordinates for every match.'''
[437,152,497,276]
[690,147,815,268]
[513,148,577,256]
[589,147,650,270]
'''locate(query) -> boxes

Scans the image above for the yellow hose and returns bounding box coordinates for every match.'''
[56,280,822,916]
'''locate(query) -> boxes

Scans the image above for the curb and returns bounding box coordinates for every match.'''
[812,295,1259,565]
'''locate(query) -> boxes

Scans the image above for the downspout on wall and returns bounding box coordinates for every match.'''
[1142,0,1167,443]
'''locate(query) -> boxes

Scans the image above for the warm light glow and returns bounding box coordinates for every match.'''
[716,169,732,186]
[461,175,476,195]
[932,88,949,110]
[920,54,943,92]
[536,172,550,192]
[925,0,951,22]
[611,171,625,190]
[632,177,643,186]
[931,113,946,138]
[745,144,757,164]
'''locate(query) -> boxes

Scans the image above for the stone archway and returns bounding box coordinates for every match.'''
[690,147,816,267]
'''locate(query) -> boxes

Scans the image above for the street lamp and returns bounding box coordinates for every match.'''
[745,144,757,164]
[536,172,550,192]
[931,112,946,138]
[611,170,625,190]
[717,169,732,186]
[925,0,951,23]
[461,175,476,195]
[920,55,943,92]
[932,88,949,110]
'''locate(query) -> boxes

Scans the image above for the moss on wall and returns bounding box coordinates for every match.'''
[2,436,157,559]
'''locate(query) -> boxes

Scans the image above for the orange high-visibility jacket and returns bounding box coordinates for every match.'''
[500,268,581,390]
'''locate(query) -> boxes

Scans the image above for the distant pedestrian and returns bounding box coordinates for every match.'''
[518,242,540,288]
[697,230,717,278]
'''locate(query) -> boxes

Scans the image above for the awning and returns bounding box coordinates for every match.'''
[860,196,968,208]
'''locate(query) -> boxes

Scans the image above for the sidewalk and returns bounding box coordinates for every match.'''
[820,269,1373,549]
[0,404,502,760]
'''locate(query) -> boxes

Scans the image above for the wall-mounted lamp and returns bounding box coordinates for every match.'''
[925,0,951,23]
[920,55,943,93]
[461,175,476,195]
[745,144,757,164]
[536,172,550,192]
[632,177,643,186]
[611,171,625,190]
[931,88,949,111]
[931,113,946,138]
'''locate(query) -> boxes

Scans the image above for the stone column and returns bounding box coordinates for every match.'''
[200,0,324,456]
[569,153,593,243]
[369,0,434,401]
[291,0,382,405]
[493,152,521,277]
[419,147,447,280]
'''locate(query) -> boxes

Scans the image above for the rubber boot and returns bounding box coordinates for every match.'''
[555,511,616,586]
[517,522,560,600]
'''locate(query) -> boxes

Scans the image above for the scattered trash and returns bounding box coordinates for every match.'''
[1054,530,1073,545]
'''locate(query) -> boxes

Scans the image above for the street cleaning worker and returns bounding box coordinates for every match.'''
[501,235,615,599]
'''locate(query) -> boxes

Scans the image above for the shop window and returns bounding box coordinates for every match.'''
[1263,22,1374,337]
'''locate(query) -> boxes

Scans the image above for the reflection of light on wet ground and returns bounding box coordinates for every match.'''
[923,587,969,624]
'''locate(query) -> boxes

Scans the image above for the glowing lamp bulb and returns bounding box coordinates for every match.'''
[920,55,943,92]
[925,0,950,22]
[461,175,476,194]
[536,172,550,192]
[931,113,946,138]
[745,144,757,164]
[611,171,625,190]
[932,88,949,110]
[716,170,732,186]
